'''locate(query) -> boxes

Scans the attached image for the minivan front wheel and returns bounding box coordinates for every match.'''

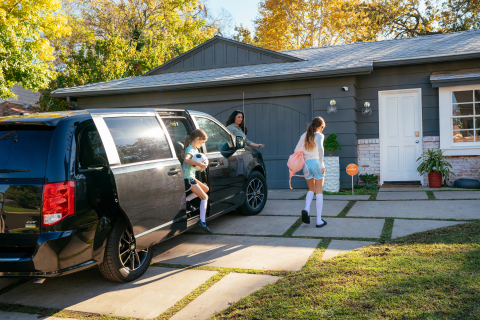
[238,171,267,216]
[99,219,153,282]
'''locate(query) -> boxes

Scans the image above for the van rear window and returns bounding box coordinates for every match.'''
[0,127,54,178]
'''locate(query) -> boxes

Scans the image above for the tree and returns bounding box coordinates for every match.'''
[0,0,70,100]
[439,0,480,32]
[233,24,258,45]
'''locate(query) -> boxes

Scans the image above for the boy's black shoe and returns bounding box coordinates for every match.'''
[316,219,327,228]
[197,220,213,234]
[301,210,310,224]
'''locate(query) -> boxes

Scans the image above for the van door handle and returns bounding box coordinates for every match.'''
[168,168,181,176]
[210,161,220,167]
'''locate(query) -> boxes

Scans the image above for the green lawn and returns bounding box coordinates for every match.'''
[2,205,39,213]
[214,221,480,319]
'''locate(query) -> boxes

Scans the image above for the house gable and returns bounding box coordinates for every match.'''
[144,36,303,76]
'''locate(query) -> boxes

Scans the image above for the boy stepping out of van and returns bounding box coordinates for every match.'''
[294,117,327,228]
[182,129,212,234]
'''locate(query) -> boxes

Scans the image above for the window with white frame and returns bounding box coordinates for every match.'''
[451,90,480,143]
[439,84,480,156]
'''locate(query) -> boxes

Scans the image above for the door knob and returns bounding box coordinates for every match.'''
[167,168,181,175]
[415,140,419,144]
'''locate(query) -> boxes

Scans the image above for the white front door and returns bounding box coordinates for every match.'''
[379,89,423,184]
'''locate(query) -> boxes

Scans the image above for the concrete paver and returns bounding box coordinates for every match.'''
[322,240,376,260]
[379,186,474,192]
[268,189,306,200]
[199,214,298,236]
[347,200,480,220]
[376,192,428,200]
[433,191,480,200]
[392,219,465,239]
[170,273,280,320]
[324,195,371,200]
[0,267,216,319]
[0,311,77,320]
[260,200,349,216]
[0,278,21,290]
[152,234,321,271]
[293,218,385,238]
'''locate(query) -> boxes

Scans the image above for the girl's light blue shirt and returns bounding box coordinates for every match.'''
[226,124,252,146]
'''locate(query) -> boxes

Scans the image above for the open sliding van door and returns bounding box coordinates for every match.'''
[90,110,185,247]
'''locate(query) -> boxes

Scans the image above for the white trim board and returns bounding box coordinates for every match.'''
[378,88,424,185]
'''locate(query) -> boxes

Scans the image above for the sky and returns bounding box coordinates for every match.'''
[206,0,261,35]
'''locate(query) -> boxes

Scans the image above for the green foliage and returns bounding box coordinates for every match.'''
[0,0,70,100]
[359,173,379,187]
[324,132,341,156]
[416,148,455,179]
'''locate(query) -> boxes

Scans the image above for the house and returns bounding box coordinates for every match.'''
[0,84,39,116]
[51,30,480,188]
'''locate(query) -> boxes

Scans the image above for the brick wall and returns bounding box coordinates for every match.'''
[357,137,480,186]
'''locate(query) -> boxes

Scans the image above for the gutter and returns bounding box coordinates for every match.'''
[50,66,373,98]
[373,50,480,67]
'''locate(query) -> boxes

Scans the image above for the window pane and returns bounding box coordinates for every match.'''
[195,117,233,153]
[475,90,480,102]
[104,117,172,164]
[453,117,474,130]
[453,130,475,143]
[453,103,474,116]
[79,125,108,169]
[475,103,480,115]
[452,90,473,104]
[476,118,480,130]
[476,130,480,142]
[161,118,192,159]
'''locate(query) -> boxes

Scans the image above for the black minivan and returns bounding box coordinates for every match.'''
[0,109,267,282]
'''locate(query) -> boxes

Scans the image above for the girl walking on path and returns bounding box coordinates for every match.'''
[294,117,327,228]
[226,110,265,149]
[182,129,212,234]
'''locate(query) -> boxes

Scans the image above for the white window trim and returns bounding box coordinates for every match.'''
[439,84,480,156]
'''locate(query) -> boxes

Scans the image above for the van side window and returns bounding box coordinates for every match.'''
[79,125,108,169]
[195,117,233,153]
[104,116,172,164]
[161,117,192,160]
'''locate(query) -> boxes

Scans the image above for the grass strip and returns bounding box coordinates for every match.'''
[214,221,480,320]
[426,190,436,200]
[378,217,394,243]
[336,200,356,217]
[282,217,303,237]
[151,263,291,277]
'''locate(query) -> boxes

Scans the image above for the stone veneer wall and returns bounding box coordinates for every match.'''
[324,156,340,192]
[357,137,480,186]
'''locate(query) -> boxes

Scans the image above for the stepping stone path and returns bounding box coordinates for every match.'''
[324,194,371,200]
[1,188,477,320]
[0,311,76,320]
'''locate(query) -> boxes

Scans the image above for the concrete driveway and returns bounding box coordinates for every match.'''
[1,187,478,319]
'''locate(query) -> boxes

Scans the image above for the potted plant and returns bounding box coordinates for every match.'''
[416,149,455,188]
[359,173,379,189]
[323,133,341,192]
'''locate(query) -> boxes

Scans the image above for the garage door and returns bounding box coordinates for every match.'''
[214,97,310,189]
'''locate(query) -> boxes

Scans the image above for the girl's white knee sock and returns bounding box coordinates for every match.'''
[186,193,198,202]
[316,194,324,225]
[200,200,207,222]
[304,191,314,215]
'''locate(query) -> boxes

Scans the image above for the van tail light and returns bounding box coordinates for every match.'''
[41,181,75,227]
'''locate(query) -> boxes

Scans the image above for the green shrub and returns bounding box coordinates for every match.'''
[324,133,341,156]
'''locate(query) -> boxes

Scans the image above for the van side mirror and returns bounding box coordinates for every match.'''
[236,136,245,149]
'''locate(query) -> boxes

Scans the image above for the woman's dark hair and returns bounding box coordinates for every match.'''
[305,117,326,151]
[226,110,247,134]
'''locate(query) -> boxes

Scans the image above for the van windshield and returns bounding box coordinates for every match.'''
[0,126,54,179]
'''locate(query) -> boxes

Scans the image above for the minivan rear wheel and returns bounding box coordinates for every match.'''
[99,219,153,282]
[238,171,267,216]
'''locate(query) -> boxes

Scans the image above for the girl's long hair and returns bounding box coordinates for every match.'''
[226,110,247,134]
[304,117,326,151]
[184,129,207,154]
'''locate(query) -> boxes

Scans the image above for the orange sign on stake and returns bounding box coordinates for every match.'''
[346,164,359,195]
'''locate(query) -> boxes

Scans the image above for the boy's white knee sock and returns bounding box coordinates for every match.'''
[304,191,314,215]
[200,200,207,222]
[186,193,198,202]
[316,194,324,225]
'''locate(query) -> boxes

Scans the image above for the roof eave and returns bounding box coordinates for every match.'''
[373,51,480,67]
[50,66,373,99]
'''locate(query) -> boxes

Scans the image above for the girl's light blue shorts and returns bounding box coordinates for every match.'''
[304,159,325,180]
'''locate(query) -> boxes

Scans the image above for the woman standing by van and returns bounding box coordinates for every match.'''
[226,110,265,149]
[294,117,327,228]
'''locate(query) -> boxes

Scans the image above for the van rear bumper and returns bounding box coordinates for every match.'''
[0,222,106,278]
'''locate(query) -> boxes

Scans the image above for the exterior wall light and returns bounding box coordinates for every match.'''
[362,101,372,116]
[327,100,337,114]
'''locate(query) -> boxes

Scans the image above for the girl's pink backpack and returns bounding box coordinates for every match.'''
[287,149,308,189]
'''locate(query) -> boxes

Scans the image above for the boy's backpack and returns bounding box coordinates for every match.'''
[287,140,309,189]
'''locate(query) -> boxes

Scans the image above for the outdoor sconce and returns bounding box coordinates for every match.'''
[362,101,372,116]
[327,100,337,114]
